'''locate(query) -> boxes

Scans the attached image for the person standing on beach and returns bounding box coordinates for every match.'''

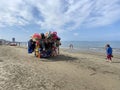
[105,44,113,62]
[69,44,73,49]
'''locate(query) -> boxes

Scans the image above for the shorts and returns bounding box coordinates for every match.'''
[107,54,113,59]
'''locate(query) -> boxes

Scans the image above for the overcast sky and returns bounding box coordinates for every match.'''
[0,0,120,41]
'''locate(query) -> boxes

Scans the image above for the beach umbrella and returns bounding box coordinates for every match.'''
[32,33,41,41]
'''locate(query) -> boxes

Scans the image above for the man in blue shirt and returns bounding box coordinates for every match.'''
[106,44,113,62]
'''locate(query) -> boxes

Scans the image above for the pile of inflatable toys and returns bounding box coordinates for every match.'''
[28,31,61,58]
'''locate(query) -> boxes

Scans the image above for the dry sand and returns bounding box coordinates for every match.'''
[0,46,120,90]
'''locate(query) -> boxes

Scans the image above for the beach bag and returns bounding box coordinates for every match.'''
[28,40,33,53]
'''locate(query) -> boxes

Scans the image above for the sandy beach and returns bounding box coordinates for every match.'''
[0,45,120,90]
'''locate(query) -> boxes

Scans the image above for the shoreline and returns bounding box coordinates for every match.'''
[60,47,120,58]
[61,46,120,54]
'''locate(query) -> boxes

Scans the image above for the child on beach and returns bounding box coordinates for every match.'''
[105,44,113,62]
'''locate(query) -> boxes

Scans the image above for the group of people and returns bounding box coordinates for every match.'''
[28,31,61,58]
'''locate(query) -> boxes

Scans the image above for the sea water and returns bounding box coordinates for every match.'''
[61,41,120,54]
[20,41,120,54]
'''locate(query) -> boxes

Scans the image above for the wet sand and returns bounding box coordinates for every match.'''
[0,46,120,90]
